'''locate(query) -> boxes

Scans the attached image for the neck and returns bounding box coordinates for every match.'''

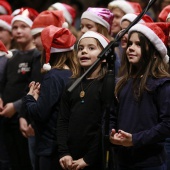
[4,43,11,50]
[19,41,35,51]
[86,66,101,79]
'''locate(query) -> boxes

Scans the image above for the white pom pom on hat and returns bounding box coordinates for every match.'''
[43,63,51,71]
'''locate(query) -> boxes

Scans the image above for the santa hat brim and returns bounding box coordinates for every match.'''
[50,46,74,53]
[120,13,144,25]
[31,27,44,36]
[77,31,109,49]
[0,19,11,31]
[81,11,110,31]
[108,1,135,14]
[12,15,33,27]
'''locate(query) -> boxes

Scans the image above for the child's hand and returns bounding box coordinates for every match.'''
[59,155,73,170]
[110,129,133,147]
[72,158,88,170]
[28,81,40,100]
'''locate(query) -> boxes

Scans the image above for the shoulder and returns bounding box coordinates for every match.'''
[44,69,72,82]
[147,77,170,91]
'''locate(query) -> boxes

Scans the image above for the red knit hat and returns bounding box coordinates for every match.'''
[158,5,170,22]
[81,7,114,32]
[31,10,68,36]
[0,15,13,32]
[0,0,12,15]
[108,1,142,14]
[0,40,12,58]
[129,22,170,63]
[11,7,39,27]
[50,2,76,25]
[120,13,153,25]
[41,25,76,70]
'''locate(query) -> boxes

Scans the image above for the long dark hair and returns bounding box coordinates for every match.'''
[115,31,170,100]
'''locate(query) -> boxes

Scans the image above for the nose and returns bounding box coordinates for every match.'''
[16,27,22,33]
[81,26,88,34]
[81,47,87,54]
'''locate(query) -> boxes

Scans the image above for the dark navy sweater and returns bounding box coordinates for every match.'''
[23,69,72,156]
[112,77,170,168]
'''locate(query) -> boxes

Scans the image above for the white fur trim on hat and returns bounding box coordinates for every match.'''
[52,3,72,24]
[12,15,33,27]
[50,45,74,53]
[120,13,144,26]
[166,13,170,21]
[129,24,168,63]
[0,6,7,14]
[0,50,13,58]
[43,63,51,71]
[31,27,44,36]
[108,1,135,14]
[0,20,11,31]
[78,31,109,48]
[81,11,110,31]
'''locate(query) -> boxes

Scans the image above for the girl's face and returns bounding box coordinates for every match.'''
[80,19,98,36]
[111,7,125,36]
[12,21,33,44]
[120,20,131,49]
[77,37,102,69]
[126,32,142,66]
[33,33,43,51]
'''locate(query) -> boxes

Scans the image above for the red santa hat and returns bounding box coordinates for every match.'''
[0,40,12,58]
[11,7,39,27]
[41,25,76,71]
[31,10,68,36]
[158,5,170,22]
[77,31,110,49]
[50,2,76,25]
[0,15,13,32]
[81,7,114,32]
[108,1,142,14]
[0,0,12,15]
[120,13,153,25]
[129,22,170,63]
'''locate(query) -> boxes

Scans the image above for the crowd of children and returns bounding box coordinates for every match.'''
[0,0,170,170]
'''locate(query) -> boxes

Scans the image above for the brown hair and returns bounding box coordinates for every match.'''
[41,50,79,77]
[96,23,113,41]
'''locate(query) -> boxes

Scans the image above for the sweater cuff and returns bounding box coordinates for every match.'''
[13,99,22,113]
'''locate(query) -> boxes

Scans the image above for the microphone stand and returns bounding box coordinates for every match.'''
[68,0,157,93]
[67,1,157,170]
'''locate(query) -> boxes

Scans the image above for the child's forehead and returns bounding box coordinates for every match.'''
[79,37,98,44]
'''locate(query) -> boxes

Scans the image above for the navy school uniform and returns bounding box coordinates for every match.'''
[111,77,170,169]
